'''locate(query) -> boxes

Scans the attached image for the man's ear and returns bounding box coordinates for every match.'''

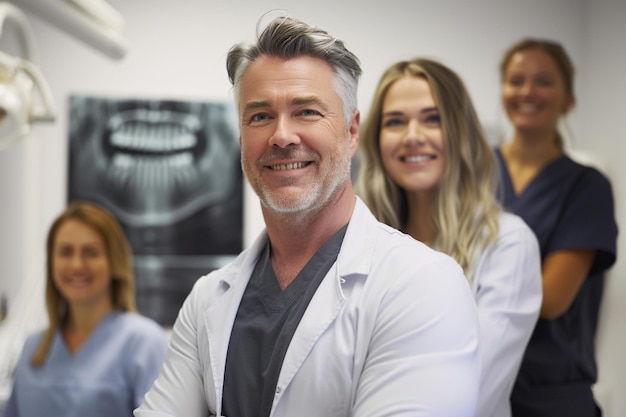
[349,110,360,156]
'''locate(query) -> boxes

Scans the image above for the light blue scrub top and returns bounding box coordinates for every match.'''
[2,312,168,417]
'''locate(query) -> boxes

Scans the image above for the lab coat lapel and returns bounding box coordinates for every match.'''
[274,198,375,403]
[275,263,345,393]
[203,232,269,406]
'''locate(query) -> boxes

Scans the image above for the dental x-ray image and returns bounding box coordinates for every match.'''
[68,96,243,326]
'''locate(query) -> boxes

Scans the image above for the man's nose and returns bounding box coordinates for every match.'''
[268,116,301,148]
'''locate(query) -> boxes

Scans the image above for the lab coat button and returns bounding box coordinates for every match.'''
[276,387,281,394]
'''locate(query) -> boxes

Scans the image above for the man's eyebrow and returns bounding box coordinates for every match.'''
[292,96,324,106]
[242,96,327,112]
[243,100,270,111]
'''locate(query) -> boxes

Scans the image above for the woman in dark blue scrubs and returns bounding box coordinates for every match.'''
[496,39,618,417]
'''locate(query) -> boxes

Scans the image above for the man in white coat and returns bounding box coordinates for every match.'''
[135,14,481,417]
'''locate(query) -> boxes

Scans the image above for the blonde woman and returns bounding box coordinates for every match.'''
[2,201,167,417]
[356,58,542,417]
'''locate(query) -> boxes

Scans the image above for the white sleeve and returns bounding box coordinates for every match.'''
[352,257,481,417]
[134,284,208,417]
[473,219,542,417]
[130,320,169,408]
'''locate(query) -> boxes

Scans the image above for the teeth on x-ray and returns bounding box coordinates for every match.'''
[108,152,198,189]
[110,123,198,152]
[104,108,203,191]
[107,109,201,153]
[108,109,201,131]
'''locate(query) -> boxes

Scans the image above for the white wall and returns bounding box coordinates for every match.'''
[1,0,623,414]
[578,1,626,415]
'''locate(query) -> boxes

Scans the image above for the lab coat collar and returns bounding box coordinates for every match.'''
[203,196,380,415]
[219,196,376,290]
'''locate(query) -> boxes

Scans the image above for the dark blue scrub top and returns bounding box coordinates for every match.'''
[495,149,618,417]
[221,224,348,417]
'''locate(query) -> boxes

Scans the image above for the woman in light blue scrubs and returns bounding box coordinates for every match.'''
[2,201,168,417]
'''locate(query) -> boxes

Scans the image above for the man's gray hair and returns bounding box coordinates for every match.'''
[226,15,362,128]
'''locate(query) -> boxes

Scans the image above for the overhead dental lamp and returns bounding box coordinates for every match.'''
[15,0,127,60]
[0,0,127,150]
[0,2,55,151]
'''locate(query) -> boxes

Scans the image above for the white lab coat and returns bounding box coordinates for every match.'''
[136,198,480,417]
[471,212,542,417]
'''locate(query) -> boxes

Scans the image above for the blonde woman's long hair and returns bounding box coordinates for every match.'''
[31,201,137,366]
[356,58,500,281]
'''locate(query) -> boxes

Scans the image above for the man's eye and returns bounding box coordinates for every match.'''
[299,109,320,117]
[251,113,269,123]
